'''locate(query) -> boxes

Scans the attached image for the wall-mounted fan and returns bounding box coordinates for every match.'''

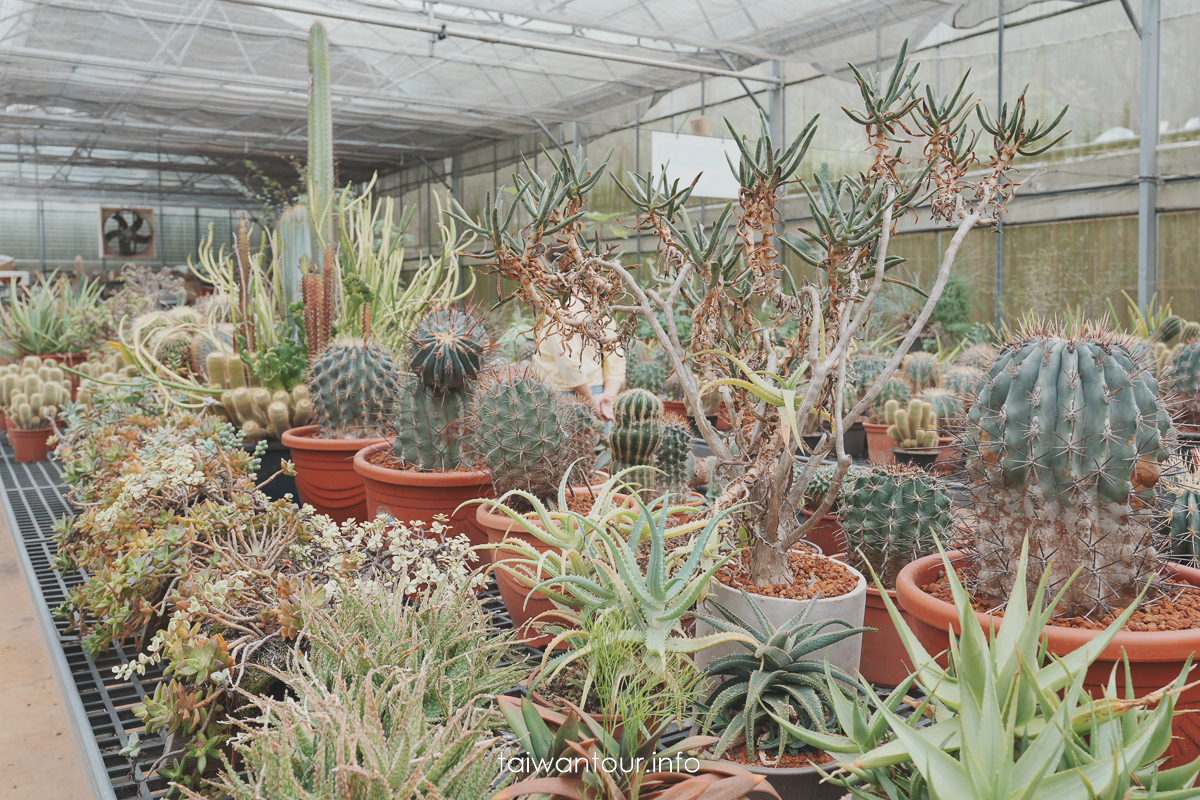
[99,207,156,259]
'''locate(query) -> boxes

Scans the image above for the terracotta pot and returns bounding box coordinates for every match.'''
[695,560,867,676]
[662,399,689,419]
[353,442,492,549]
[863,422,894,465]
[281,425,384,524]
[897,552,1200,765]
[11,426,52,463]
[715,403,732,431]
[1178,425,1200,460]
[797,511,843,557]
[860,585,916,687]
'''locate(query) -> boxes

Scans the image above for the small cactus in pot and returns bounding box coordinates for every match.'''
[916,387,964,434]
[608,388,664,490]
[885,399,938,449]
[8,367,70,429]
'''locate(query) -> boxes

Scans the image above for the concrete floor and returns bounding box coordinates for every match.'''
[0,507,94,799]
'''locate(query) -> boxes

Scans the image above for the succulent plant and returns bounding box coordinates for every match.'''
[956,341,998,371]
[1171,341,1200,422]
[626,358,667,395]
[963,330,1173,617]
[204,351,313,439]
[608,388,664,488]
[940,364,982,395]
[1181,320,1200,345]
[307,337,402,439]
[1162,458,1200,568]
[1152,313,1184,346]
[274,205,314,311]
[654,412,695,497]
[916,387,964,428]
[885,398,938,448]
[693,589,867,760]
[901,351,940,391]
[851,352,890,397]
[470,368,597,499]
[8,365,70,429]
[871,375,911,420]
[391,307,494,470]
[798,461,866,511]
[840,464,953,587]
[515,339,538,363]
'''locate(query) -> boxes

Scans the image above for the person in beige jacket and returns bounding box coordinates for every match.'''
[529,299,626,424]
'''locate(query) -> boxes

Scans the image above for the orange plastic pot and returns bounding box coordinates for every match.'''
[352,442,492,549]
[859,585,916,687]
[11,426,52,463]
[281,425,384,524]
[863,422,895,465]
[897,551,1200,765]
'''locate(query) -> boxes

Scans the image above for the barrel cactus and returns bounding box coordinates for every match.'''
[840,464,953,587]
[885,398,938,448]
[917,387,964,429]
[1153,314,1184,346]
[609,388,664,488]
[1162,459,1200,568]
[627,358,668,395]
[654,413,695,497]
[956,342,998,371]
[851,352,889,397]
[799,461,866,511]
[470,368,597,500]
[940,365,982,395]
[902,351,940,391]
[963,330,1174,617]
[871,376,911,420]
[392,307,494,470]
[1181,321,1200,345]
[308,337,402,439]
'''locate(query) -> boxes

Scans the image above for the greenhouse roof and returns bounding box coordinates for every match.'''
[0,0,1048,203]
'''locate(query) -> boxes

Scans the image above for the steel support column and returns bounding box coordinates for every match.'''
[1137,0,1161,311]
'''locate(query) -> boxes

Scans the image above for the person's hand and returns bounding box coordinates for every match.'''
[595,392,616,422]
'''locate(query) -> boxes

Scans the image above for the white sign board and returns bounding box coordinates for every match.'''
[651,131,741,200]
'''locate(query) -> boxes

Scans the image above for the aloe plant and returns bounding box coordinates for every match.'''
[0,273,104,355]
[771,541,1200,800]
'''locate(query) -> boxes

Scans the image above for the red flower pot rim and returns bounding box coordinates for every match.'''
[897,550,1200,662]
[352,441,489,487]
[281,424,384,452]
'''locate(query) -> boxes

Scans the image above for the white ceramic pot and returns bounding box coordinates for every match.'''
[694,556,867,676]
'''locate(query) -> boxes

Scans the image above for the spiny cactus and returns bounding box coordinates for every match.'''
[223,386,313,441]
[609,388,664,488]
[307,337,401,439]
[956,342,998,371]
[409,308,491,393]
[1163,458,1200,568]
[8,368,70,429]
[189,325,234,379]
[469,368,597,499]
[1181,321,1200,345]
[1153,314,1183,346]
[902,351,940,391]
[886,398,938,448]
[654,413,695,497]
[871,376,911,420]
[963,330,1173,617]
[392,307,494,470]
[275,205,315,310]
[916,388,963,429]
[516,339,538,363]
[940,365,982,395]
[799,461,866,511]
[850,352,889,397]
[627,359,668,395]
[840,464,953,587]
[307,21,334,244]
[1171,341,1200,423]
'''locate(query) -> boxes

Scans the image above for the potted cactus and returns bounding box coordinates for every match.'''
[884,397,941,469]
[7,362,70,462]
[283,337,401,523]
[838,464,952,685]
[353,307,494,545]
[896,328,1200,764]
[916,385,965,474]
[862,376,910,465]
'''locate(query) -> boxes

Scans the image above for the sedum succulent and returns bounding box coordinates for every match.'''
[963,329,1173,617]
[839,464,953,587]
[693,589,867,760]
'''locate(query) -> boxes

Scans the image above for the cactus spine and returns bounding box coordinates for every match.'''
[956,342,998,371]
[963,332,1173,617]
[654,413,695,497]
[392,307,493,470]
[609,389,664,487]
[470,368,597,499]
[885,398,938,448]
[902,351,940,391]
[1171,341,1200,424]
[1163,459,1200,568]
[840,464,953,587]
[307,337,401,439]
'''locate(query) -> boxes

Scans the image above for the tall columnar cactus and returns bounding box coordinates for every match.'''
[392,307,494,470]
[963,331,1173,617]
[917,388,964,429]
[609,388,664,487]
[275,205,315,310]
[1153,314,1184,346]
[872,376,911,420]
[840,464,953,587]
[902,351,940,391]
[1163,459,1200,568]
[307,21,334,246]
[307,337,401,439]
[470,369,597,499]
[654,413,695,497]
[885,399,938,448]
[627,359,667,395]
[1171,341,1200,423]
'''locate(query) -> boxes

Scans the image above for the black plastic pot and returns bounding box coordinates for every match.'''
[893,447,941,470]
[844,420,867,459]
[245,437,300,503]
